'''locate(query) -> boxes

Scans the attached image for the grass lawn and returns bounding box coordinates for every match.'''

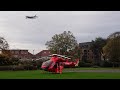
[0,68,120,79]
[64,67,120,70]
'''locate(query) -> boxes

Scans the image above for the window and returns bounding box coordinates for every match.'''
[86,45,88,48]
[25,51,28,54]
[84,50,87,52]
[44,52,46,54]
[21,51,28,54]
[15,51,19,54]
[14,55,18,58]
[11,51,14,54]
[21,51,24,54]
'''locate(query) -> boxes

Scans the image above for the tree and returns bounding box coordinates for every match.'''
[65,45,82,61]
[45,31,78,55]
[103,35,120,67]
[91,37,107,65]
[0,37,9,50]
[0,54,10,66]
[0,37,10,57]
[0,37,11,66]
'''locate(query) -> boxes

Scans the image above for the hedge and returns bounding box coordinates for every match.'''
[0,65,38,71]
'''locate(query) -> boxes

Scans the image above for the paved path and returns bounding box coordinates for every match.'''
[63,69,120,73]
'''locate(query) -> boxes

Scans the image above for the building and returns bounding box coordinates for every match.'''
[0,50,2,54]
[35,50,51,59]
[2,49,34,59]
[79,42,94,62]
[28,52,35,59]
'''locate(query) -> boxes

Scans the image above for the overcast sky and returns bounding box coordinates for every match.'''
[0,11,119,54]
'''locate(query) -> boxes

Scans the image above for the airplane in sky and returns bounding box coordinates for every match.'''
[26,15,38,19]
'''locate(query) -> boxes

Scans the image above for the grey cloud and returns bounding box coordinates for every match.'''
[0,11,120,54]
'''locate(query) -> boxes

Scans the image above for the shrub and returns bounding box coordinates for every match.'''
[100,60,113,67]
[0,66,12,71]
[0,65,38,71]
[10,57,20,65]
[0,54,10,66]
[79,61,93,67]
[92,65,100,68]
[0,54,21,66]
[12,65,24,71]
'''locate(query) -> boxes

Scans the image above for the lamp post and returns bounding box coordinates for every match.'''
[59,48,61,55]
[33,50,34,55]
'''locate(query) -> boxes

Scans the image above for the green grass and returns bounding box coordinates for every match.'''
[0,68,120,79]
[64,67,120,70]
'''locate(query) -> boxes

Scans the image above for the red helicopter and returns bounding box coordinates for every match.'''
[41,54,79,74]
[63,57,79,68]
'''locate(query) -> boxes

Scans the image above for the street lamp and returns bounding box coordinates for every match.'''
[33,50,34,55]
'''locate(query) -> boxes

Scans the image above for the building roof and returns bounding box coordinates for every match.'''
[35,50,51,57]
[3,49,28,51]
[79,42,92,44]
[79,42,92,48]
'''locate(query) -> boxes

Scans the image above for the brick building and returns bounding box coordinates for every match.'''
[2,49,34,59]
[35,50,51,59]
[79,42,94,62]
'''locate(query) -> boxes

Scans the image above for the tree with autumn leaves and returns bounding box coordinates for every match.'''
[0,37,19,66]
[0,36,12,57]
[45,31,81,60]
[103,32,120,67]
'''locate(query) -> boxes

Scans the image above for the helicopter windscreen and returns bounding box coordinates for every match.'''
[41,60,53,68]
